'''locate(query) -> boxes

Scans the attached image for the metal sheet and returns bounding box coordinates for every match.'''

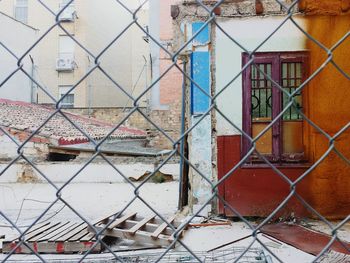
[261,223,350,256]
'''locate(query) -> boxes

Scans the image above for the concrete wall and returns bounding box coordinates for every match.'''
[0,162,179,184]
[0,12,38,102]
[0,131,49,161]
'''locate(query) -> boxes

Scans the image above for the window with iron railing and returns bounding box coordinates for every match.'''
[242,51,309,163]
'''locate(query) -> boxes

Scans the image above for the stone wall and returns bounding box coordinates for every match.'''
[67,105,182,149]
[177,0,297,21]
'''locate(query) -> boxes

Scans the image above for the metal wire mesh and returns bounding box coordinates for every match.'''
[118,248,272,263]
[0,0,349,262]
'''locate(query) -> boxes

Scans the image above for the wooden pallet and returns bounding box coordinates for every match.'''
[88,212,182,248]
[2,221,101,254]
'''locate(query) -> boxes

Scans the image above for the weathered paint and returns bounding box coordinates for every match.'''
[300,14,350,218]
[188,21,213,209]
[191,51,210,114]
[299,0,350,15]
[192,22,210,46]
[215,15,350,219]
[217,135,310,217]
[189,115,213,205]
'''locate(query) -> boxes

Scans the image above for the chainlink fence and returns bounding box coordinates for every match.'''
[0,0,349,262]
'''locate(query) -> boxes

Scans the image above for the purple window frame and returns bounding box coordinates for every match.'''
[242,51,309,163]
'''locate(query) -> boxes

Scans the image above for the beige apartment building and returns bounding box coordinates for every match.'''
[0,0,150,108]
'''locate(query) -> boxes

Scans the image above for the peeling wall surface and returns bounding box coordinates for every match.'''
[302,14,350,218]
[0,133,46,161]
[215,16,307,136]
[189,115,212,205]
[214,14,350,218]
[184,21,213,209]
[177,0,349,218]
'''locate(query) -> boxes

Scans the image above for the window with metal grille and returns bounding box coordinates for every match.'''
[242,52,308,163]
[14,0,28,24]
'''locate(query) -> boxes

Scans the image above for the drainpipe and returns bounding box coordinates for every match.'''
[87,55,92,116]
[29,55,36,103]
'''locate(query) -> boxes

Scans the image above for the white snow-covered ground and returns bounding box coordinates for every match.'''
[0,182,348,262]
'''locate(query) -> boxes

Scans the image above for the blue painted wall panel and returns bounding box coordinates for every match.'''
[192,22,210,45]
[191,51,210,114]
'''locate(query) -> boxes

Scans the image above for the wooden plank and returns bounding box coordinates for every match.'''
[92,225,172,247]
[93,219,174,236]
[151,216,175,239]
[132,215,181,227]
[29,222,66,242]
[56,223,86,242]
[128,215,155,234]
[81,232,97,242]
[23,222,60,241]
[38,222,74,242]
[67,228,89,242]
[56,218,107,242]
[53,222,81,241]
[107,212,137,230]
[21,222,51,236]
[8,222,51,242]
[2,241,101,254]
[93,212,122,225]
[123,220,174,236]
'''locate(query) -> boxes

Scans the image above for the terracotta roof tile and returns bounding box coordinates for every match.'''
[0,99,146,145]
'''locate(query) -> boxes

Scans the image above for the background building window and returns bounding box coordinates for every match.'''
[242,52,308,163]
[56,35,75,71]
[59,86,74,108]
[59,0,76,21]
[14,0,28,24]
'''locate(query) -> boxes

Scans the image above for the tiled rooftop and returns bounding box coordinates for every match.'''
[0,99,146,145]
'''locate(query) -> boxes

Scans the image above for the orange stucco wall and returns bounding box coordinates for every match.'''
[299,0,350,15]
[302,14,350,218]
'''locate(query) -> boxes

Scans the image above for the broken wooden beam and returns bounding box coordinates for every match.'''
[88,213,182,248]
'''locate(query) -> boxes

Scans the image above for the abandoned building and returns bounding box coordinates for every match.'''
[173,0,350,219]
[0,0,349,261]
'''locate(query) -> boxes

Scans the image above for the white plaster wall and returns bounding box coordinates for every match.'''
[0,13,38,102]
[0,134,19,159]
[0,162,179,183]
[215,16,307,136]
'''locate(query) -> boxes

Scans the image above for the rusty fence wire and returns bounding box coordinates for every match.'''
[0,0,349,262]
